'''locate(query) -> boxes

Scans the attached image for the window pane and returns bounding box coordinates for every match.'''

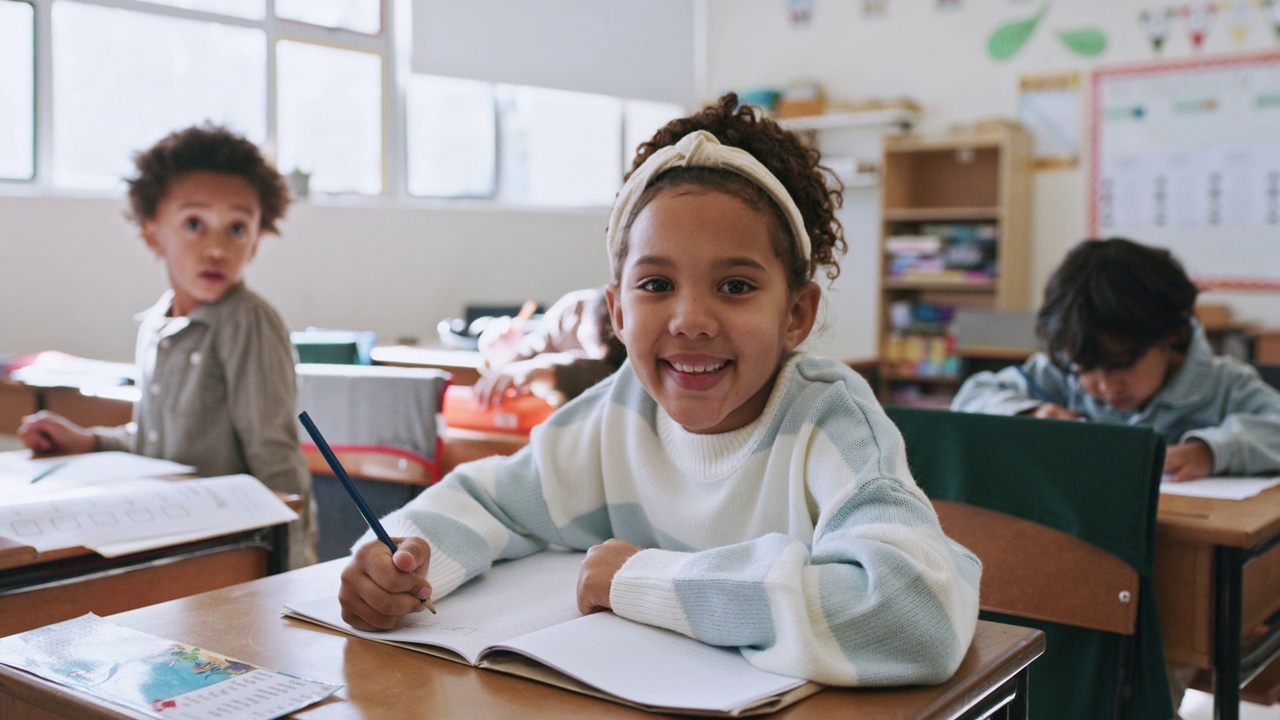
[0,0,34,180]
[499,86,622,206]
[623,100,685,171]
[52,3,266,188]
[406,75,495,197]
[275,0,380,35]
[136,0,264,20]
[277,41,382,194]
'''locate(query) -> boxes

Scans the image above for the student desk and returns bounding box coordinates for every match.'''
[370,344,485,385]
[0,559,1045,720]
[1156,485,1280,718]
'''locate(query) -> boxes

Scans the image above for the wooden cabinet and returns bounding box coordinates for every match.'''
[876,121,1034,406]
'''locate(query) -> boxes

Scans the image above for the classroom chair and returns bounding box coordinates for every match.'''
[885,406,1172,720]
[296,363,449,561]
[1254,363,1280,392]
[291,328,377,365]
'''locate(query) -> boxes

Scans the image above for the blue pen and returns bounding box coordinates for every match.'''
[1015,365,1053,404]
[29,457,70,484]
[298,411,436,613]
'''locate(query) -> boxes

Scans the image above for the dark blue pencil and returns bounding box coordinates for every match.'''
[298,411,436,613]
[1015,365,1053,404]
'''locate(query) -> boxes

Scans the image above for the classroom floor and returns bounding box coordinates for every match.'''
[1180,690,1279,719]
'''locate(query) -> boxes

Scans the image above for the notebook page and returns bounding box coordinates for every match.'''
[1158,475,1280,500]
[284,550,585,664]
[486,611,807,713]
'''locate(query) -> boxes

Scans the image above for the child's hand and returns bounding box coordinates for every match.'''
[576,538,642,614]
[477,316,526,368]
[18,411,98,455]
[474,361,555,409]
[338,536,434,631]
[1030,403,1081,421]
[1163,440,1214,482]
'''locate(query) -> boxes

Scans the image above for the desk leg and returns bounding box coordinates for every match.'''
[268,523,290,575]
[1213,546,1244,720]
[955,669,1023,720]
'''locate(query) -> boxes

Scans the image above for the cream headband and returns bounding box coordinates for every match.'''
[605,130,812,272]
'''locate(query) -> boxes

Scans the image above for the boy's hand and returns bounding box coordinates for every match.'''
[18,411,98,455]
[577,539,642,614]
[339,536,434,631]
[1030,403,1081,421]
[1164,440,1214,483]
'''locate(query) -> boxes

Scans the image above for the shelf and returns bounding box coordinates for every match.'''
[777,108,918,132]
[882,207,1001,222]
[883,279,997,292]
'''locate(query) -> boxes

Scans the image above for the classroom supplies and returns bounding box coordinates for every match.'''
[298,410,436,612]
[0,450,194,492]
[442,384,555,433]
[0,614,340,720]
[27,458,69,484]
[284,550,817,716]
[0,473,297,557]
[1158,475,1280,501]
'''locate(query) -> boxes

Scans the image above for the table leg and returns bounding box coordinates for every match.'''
[1213,546,1244,720]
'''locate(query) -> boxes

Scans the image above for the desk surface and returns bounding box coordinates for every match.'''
[0,559,1044,720]
[1157,483,1280,548]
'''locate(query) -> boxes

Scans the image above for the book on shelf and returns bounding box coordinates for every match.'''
[884,223,998,283]
[284,550,820,717]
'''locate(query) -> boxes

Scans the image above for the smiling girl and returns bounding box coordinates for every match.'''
[18,125,314,568]
[339,95,980,686]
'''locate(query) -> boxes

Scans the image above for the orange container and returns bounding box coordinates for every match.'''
[442,385,555,434]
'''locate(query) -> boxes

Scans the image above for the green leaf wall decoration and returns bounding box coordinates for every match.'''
[1058,27,1107,57]
[988,5,1046,60]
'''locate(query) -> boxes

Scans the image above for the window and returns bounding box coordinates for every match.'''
[276,41,383,195]
[51,2,265,188]
[12,0,687,206]
[0,0,34,180]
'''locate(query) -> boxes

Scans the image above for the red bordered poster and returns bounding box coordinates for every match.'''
[1090,52,1280,290]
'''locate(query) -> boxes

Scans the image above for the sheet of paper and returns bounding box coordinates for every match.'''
[492,611,807,713]
[0,450,195,503]
[0,474,297,555]
[0,614,340,720]
[1159,475,1280,500]
[285,550,585,664]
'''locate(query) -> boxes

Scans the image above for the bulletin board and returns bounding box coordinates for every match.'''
[1089,52,1280,290]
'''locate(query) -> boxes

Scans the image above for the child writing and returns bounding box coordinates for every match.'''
[339,94,981,686]
[952,237,1280,483]
[18,124,316,569]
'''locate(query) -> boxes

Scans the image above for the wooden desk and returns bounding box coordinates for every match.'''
[0,378,39,435]
[1155,485,1280,718]
[370,345,486,386]
[0,559,1045,720]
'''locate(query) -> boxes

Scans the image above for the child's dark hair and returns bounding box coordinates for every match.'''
[1037,237,1198,371]
[126,124,290,234]
[621,93,846,288]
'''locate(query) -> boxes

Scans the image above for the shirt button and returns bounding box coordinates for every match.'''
[160,339,171,350]
[190,352,202,366]
[147,430,160,444]
[149,384,161,395]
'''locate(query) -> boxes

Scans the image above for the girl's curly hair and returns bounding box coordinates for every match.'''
[619,93,846,288]
[126,124,290,235]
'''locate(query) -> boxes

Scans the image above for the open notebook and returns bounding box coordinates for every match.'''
[283,550,821,717]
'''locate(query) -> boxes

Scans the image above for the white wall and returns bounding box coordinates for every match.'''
[704,0,1280,338]
[0,194,610,361]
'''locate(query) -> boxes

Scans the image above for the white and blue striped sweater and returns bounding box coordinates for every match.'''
[371,353,981,686]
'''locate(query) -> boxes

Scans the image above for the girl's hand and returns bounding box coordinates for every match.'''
[339,536,434,631]
[1030,403,1081,421]
[576,539,642,614]
[18,411,98,455]
[1163,440,1214,483]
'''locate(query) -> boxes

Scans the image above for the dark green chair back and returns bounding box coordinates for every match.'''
[885,406,1172,720]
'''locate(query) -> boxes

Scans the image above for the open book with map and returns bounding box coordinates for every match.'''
[283,550,820,717]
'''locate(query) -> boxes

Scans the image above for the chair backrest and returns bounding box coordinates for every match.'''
[885,406,1172,720]
[297,364,450,561]
[1254,362,1280,391]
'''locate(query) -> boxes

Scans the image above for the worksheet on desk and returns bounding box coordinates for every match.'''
[0,474,297,555]
[0,451,194,503]
[1159,475,1280,500]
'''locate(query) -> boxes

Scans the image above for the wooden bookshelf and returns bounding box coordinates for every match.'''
[877,121,1034,405]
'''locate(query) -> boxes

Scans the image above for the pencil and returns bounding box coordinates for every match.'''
[30,458,70,484]
[297,411,437,614]
[1015,365,1053,404]
[512,298,538,331]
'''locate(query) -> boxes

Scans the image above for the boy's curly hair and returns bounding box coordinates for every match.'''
[621,93,846,287]
[126,124,290,235]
